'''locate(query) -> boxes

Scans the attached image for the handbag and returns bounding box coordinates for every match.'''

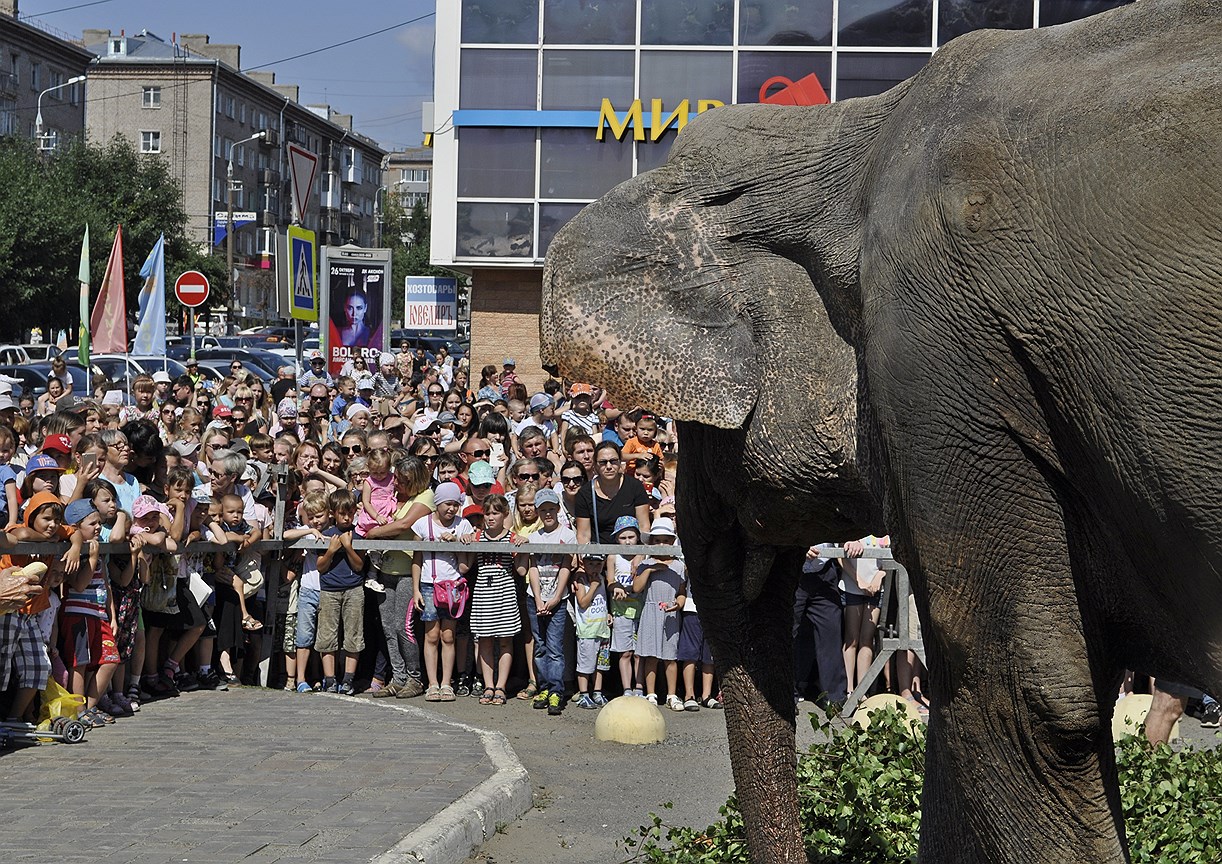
[426,516,468,617]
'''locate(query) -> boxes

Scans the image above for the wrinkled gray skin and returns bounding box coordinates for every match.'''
[540,2,1222,862]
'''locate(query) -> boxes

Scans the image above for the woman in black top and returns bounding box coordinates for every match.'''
[574,441,652,546]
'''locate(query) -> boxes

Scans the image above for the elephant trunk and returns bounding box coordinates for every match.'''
[679,422,807,863]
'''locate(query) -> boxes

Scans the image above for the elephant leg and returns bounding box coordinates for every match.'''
[906,490,1125,863]
[694,535,807,864]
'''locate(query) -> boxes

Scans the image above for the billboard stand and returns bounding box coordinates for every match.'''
[319,245,393,378]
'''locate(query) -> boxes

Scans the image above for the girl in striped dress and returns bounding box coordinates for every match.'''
[466,494,524,705]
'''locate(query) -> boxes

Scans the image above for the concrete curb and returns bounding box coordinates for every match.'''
[326,695,533,864]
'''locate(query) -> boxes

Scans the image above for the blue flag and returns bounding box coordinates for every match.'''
[133,233,166,356]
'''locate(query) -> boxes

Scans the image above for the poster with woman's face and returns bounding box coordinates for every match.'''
[326,262,385,375]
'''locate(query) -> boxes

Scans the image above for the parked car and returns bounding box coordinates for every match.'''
[195,359,274,385]
[167,335,222,351]
[181,348,287,379]
[0,345,32,365]
[0,363,91,397]
[21,344,62,362]
[389,331,467,364]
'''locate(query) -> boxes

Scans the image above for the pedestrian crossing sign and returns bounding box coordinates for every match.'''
[287,225,317,322]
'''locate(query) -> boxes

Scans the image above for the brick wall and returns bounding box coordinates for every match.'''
[470,267,545,393]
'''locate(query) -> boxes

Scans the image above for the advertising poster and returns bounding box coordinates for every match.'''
[403,276,458,332]
[325,258,387,376]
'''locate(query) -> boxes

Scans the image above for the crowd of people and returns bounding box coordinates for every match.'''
[0,347,738,735]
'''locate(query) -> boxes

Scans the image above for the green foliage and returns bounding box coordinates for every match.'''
[624,707,1222,863]
[382,197,467,326]
[0,135,221,338]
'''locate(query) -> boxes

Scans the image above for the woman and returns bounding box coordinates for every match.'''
[156,403,178,443]
[318,441,348,489]
[557,460,587,531]
[453,368,476,404]
[445,402,479,454]
[573,441,652,548]
[198,428,231,481]
[363,456,436,698]
[332,286,379,349]
[97,428,142,517]
[232,386,266,436]
[36,375,64,416]
[193,388,214,421]
[122,420,165,496]
[408,436,440,485]
[443,390,463,416]
[248,378,271,427]
[477,412,511,472]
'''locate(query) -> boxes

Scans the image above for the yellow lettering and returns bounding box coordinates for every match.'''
[696,99,724,114]
[597,98,644,142]
[650,99,690,142]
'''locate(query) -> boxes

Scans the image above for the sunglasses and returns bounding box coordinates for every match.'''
[420,454,437,462]
[561,476,583,485]
[428,390,443,396]
[517,472,539,481]
[466,449,490,458]
[597,458,621,466]
[342,445,363,454]
[230,364,241,370]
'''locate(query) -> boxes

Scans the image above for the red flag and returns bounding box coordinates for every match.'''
[90,226,127,354]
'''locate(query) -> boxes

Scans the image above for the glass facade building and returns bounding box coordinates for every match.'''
[430,0,1130,385]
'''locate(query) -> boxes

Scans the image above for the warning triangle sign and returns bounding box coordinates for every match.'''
[287,144,319,224]
[294,244,313,300]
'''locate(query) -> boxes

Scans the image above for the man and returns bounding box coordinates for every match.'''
[499,357,519,397]
[793,545,849,709]
[184,357,204,387]
[271,366,296,406]
[1145,680,1222,745]
[457,436,504,495]
[298,350,333,390]
[171,375,195,408]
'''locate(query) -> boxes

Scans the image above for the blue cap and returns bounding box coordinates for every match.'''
[534,488,561,508]
[612,515,639,536]
[25,453,61,474]
[468,461,496,486]
[64,499,97,526]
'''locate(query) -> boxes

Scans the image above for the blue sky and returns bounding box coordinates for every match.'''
[21,0,436,152]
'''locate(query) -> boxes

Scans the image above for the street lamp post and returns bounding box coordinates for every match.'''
[35,75,86,151]
[227,131,266,334]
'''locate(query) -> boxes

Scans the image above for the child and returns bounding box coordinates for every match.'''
[608,516,645,696]
[316,489,366,695]
[526,488,575,716]
[410,481,473,702]
[513,485,542,538]
[0,425,20,527]
[571,553,611,709]
[622,411,664,465]
[633,517,687,710]
[285,491,331,692]
[355,448,395,593]
[214,493,265,635]
[19,453,62,517]
[0,531,57,726]
[57,498,122,727]
[463,494,523,705]
[677,567,719,711]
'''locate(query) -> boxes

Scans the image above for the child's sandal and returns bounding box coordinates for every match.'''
[478,688,495,705]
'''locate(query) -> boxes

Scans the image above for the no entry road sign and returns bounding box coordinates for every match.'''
[175,270,210,308]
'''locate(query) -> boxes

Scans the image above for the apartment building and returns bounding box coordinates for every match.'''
[0,1,91,147]
[81,29,385,320]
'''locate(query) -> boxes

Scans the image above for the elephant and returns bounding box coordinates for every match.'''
[539,1,1222,862]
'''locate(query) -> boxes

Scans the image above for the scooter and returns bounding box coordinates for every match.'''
[0,716,88,746]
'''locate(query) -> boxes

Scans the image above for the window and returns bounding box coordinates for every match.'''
[639,50,734,107]
[1038,0,1130,26]
[49,70,64,96]
[739,0,833,45]
[543,0,634,44]
[412,168,430,182]
[237,145,245,168]
[142,86,161,108]
[69,81,80,105]
[456,202,534,258]
[457,127,535,198]
[540,128,632,199]
[836,53,931,100]
[240,103,247,124]
[0,98,17,136]
[459,49,538,110]
[30,62,40,90]
[140,130,162,153]
[461,0,538,43]
[839,0,933,47]
[225,95,235,118]
[223,138,233,160]
[642,0,733,45]
[8,54,18,88]
[738,52,831,104]
[542,50,634,111]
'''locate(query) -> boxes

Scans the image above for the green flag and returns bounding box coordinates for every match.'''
[77,225,89,366]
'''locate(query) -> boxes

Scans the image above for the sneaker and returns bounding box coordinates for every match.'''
[645,693,658,705]
[324,680,340,694]
[633,688,645,697]
[591,691,608,707]
[338,681,355,696]
[575,693,598,710]
[684,699,701,712]
[370,681,397,698]
[364,578,386,594]
[396,678,425,699]
[547,692,563,715]
[666,695,685,712]
[124,687,141,712]
[175,671,201,692]
[701,696,723,709]
[295,681,313,693]
[1201,702,1221,729]
[532,688,551,709]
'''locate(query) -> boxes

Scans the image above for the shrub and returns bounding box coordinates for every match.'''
[623,707,1222,863]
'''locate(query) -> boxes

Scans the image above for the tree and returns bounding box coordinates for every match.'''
[382,197,468,327]
[0,135,223,340]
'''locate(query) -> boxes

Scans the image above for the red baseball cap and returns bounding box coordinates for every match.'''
[41,434,72,455]
[212,405,233,419]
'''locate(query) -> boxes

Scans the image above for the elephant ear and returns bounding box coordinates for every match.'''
[541,168,764,429]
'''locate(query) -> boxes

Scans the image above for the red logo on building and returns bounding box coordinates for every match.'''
[758,74,829,106]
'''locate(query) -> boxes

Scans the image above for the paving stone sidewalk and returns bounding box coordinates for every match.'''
[2,689,497,864]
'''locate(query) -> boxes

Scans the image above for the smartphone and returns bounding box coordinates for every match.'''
[79,452,97,471]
